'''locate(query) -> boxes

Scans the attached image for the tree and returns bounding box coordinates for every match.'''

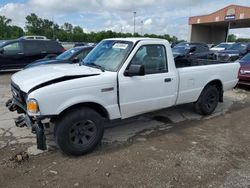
[227,34,237,42]
[0,15,24,39]
[0,15,11,26]
[26,13,44,35]
[73,26,83,34]
[0,13,181,43]
[63,22,73,33]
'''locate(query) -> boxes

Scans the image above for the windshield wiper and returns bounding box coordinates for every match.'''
[84,62,105,72]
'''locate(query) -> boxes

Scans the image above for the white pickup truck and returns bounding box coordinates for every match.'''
[6,38,240,156]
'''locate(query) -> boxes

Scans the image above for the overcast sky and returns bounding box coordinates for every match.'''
[0,0,250,40]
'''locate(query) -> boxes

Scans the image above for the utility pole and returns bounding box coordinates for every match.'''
[133,11,136,35]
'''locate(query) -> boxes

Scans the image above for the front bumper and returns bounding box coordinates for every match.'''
[238,74,250,86]
[6,97,48,150]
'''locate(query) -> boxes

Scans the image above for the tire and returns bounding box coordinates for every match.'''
[195,85,219,115]
[55,107,104,156]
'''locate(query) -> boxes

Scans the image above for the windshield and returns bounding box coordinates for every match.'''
[56,48,81,60]
[172,45,189,54]
[81,40,133,72]
[241,53,250,61]
[0,41,6,47]
[228,43,247,51]
[214,43,233,49]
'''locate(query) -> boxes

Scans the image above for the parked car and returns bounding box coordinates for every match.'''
[238,53,250,86]
[0,38,65,70]
[207,44,216,49]
[74,43,87,47]
[210,42,234,51]
[172,42,213,61]
[25,46,94,69]
[217,42,250,62]
[6,38,240,156]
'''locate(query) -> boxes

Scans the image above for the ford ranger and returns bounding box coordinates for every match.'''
[6,38,240,156]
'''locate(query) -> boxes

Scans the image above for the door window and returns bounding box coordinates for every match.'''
[3,42,22,54]
[75,49,92,60]
[130,45,168,74]
[23,41,44,54]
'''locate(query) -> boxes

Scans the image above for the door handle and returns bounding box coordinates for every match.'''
[164,78,172,82]
[18,52,24,55]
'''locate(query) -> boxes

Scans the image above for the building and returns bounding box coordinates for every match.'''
[188,4,250,44]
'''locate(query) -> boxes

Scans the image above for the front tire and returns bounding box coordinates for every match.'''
[195,85,219,115]
[55,107,104,156]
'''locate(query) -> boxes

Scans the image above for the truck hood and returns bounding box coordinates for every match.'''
[12,64,102,93]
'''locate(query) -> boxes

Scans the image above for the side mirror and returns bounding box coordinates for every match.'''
[72,58,80,64]
[125,64,145,76]
[189,46,196,53]
[0,48,4,54]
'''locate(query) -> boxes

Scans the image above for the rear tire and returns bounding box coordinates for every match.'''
[195,85,219,115]
[55,107,104,156]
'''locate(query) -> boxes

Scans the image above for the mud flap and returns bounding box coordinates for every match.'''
[36,121,47,150]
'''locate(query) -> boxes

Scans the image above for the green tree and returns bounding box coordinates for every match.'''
[0,15,24,39]
[73,26,83,34]
[63,22,73,33]
[227,34,237,42]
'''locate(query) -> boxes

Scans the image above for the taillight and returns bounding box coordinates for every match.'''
[61,48,66,52]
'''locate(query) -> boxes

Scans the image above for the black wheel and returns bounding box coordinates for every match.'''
[195,85,219,115]
[55,107,104,156]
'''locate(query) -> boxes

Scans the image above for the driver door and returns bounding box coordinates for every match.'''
[118,43,178,119]
[0,41,25,70]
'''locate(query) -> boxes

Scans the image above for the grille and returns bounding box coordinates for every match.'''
[11,81,26,109]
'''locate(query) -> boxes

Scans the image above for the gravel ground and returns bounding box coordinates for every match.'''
[0,72,250,188]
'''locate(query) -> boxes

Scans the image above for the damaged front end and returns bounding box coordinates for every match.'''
[6,82,47,150]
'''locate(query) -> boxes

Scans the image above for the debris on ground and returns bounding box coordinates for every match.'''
[10,151,29,163]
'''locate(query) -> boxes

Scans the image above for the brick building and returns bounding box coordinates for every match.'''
[188,5,250,44]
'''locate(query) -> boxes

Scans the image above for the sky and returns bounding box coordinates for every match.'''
[0,0,250,40]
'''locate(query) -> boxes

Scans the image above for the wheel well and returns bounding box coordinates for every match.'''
[57,102,109,120]
[206,80,223,102]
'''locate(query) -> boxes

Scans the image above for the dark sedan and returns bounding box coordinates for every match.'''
[25,46,94,69]
[238,53,250,86]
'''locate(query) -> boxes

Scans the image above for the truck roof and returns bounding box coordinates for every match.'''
[105,37,169,44]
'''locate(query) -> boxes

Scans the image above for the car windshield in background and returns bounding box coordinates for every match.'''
[81,40,133,72]
[56,48,81,60]
[228,43,247,51]
[0,41,6,47]
[241,53,250,61]
[172,45,189,54]
[215,43,233,49]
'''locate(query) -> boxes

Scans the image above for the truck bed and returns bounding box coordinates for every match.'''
[175,59,239,105]
[175,58,230,68]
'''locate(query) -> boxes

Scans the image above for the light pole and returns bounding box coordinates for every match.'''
[133,11,136,35]
[141,20,144,36]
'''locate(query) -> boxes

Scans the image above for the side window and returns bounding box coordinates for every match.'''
[196,45,208,53]
[23,41,43,54]
[130,45,168,74]
[45,41,61,53]
[75,49,91,60]
[3,42,22,54]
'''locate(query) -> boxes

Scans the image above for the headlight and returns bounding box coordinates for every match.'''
[27,99,39,113]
